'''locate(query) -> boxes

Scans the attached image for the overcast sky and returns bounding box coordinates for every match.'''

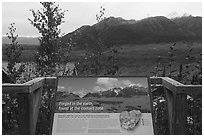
[2,2,202,37]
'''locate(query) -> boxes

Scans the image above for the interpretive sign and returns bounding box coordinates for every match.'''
[51,76,154,135]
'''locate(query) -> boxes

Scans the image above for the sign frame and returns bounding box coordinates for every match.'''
[49,76,155,135]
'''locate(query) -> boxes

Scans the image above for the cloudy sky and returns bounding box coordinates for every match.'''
[57,77,148,97]
[2,1,202,37]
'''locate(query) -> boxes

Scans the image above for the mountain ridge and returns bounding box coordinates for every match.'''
[2,16,201,46]
[57,84,148,98]
[60,15,202,47]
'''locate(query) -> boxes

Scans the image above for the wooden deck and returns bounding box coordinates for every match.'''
[2,77,202,135]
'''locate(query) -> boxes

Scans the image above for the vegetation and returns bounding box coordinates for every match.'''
[28,2,67,76]
[2,23,23,135]
[4,23,23,83]
[151,42,202,85]
[3,23,24,83]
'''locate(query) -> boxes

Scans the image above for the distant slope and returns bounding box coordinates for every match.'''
[100,16,189,45]
[2,36,40,45]
[60,15,202,48]
[172,16,202,39]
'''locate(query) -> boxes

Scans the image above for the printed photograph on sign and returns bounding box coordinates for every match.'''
[56,77,151,113]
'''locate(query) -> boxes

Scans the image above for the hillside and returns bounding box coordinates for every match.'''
[2,36,40,45]
[172,16,202,39]
[60,15,202,48]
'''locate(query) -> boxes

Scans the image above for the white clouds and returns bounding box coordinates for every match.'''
[136,83,143,87]
[92,86,107,92]
[96,77,133,88]
[57,86,73,92]
[97,78,120,87]
[58,86,65,90]
[94,78,135,92]
[57,85,91,97]
[129,83,136,87]
[122,80,132,86]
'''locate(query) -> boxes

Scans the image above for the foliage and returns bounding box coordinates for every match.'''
[3,23,24,83]
[152,88,169,134]
[151,42,202,85]
[2,93,19,135]
[186,94,202,134]
[35,84,55,135]
[28,2,67,76]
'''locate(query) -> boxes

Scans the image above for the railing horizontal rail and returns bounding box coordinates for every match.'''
[3,77,45,94]
[176,85,202,94]
[3,85,30,94]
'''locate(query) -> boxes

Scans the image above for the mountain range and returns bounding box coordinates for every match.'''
[2,15,201,47]
[60,15,202,48]
[58,85,148,99]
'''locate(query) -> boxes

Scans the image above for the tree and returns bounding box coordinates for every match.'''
[28,2,67,76]
[3,23,23,134]
[4,23,23,83]
[88,5,106,75]
[77,6,119,75]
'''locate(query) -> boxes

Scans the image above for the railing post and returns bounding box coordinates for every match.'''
[164,87,175,134]
[32,86,43,134]
[17,93,34,134]
[17,86,43,135]
[174,93,187,134]
[164,87,187,135]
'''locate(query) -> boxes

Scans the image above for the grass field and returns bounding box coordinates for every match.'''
[73,42,201,76]
[115,42,201,76]
[2,44,38,62]
[2,41,201,76]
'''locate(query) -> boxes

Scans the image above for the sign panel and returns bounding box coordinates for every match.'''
[51,76,154,135]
